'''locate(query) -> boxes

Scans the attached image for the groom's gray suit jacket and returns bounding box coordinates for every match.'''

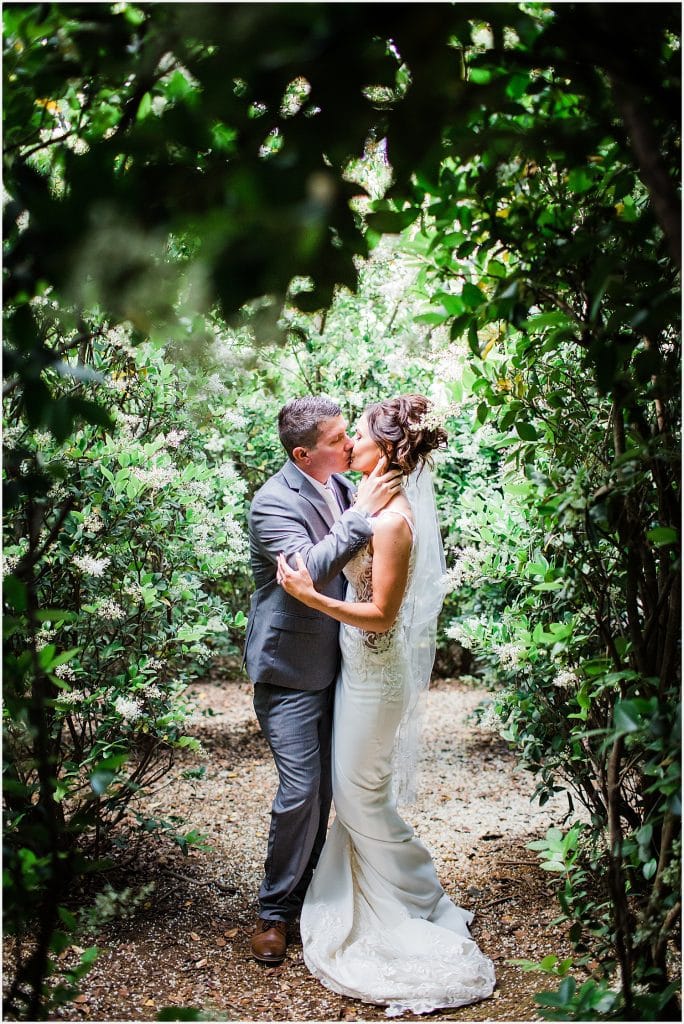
[244,459,372,691]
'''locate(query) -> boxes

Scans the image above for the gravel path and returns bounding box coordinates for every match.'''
[34,672,581,1022]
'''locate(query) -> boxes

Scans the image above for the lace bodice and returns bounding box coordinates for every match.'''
[342,510,415,658]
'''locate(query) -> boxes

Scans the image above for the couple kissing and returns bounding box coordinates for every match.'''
[243,394,495,1015]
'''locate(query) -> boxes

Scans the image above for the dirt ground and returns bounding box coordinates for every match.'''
[5,672,585,1023]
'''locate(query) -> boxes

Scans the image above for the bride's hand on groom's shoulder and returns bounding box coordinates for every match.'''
[277,551,317,604]
[355,457,402,516]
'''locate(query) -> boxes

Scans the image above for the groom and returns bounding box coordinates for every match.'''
[244,395,400,964]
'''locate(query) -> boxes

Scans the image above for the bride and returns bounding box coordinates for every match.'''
[276,394,496,1016]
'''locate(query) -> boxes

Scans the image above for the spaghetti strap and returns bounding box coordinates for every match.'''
[376,508,416,538]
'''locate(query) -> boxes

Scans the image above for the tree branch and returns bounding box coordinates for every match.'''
[609,75,681,270]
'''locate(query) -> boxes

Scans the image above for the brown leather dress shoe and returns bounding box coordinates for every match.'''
[250,918,287,964]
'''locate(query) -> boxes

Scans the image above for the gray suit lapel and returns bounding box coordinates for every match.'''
[331,473,354,510]
[281,460,335,528]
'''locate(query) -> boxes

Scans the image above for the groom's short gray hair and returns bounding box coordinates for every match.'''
[278,396,342,457]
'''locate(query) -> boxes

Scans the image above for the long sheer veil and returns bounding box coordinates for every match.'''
[392,465,447,804]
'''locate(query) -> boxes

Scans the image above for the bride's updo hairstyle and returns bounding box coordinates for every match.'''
[364,394,447,475]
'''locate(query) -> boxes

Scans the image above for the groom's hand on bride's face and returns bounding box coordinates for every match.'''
[355,457,403,515]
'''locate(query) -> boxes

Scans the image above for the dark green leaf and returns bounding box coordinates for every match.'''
[515,421,539,441]
[462,283,485,310]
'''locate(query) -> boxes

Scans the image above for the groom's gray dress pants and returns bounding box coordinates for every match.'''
[253,680,334,922]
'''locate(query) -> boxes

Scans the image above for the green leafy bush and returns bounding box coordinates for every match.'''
[4,321,250,856]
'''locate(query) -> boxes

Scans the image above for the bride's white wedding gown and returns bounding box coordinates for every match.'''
[300,512,496,1016]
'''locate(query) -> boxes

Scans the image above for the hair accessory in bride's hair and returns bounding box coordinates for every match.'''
[365,394,448,475]
[414,400,460,433]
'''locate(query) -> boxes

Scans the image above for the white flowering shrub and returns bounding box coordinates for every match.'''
[3,322,250,859]
[435,355,640,808]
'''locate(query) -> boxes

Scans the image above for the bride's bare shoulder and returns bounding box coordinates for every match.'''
[373,496,413,540]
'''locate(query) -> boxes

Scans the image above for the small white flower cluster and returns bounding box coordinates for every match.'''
[39,125,65,145]
[162,429,187,449]
[83,511,104,533]
[143,657,165,673]
[142,683,163,700]
[492,641,523,669]
[470,23,494,48]
[445,617,482,649]
[2,424,24,446]
[48,482,68,502]
[32,430,53,449]
[443,545,490,590]
[59,689,84,706]
[344,390,367,413]
[223,517,250,564]
[66,135,89,155]
[191,521,215,559]
[203,373,228,396]
[258,130,277,162]
[190,643,213,666]
[54,663,77,681]
[552,668,580,689]
[54,659,76,684]
[280,75,311,117]
[94,598,126,622]
[28,292,59,310]
[211,335,239,365]
[214,462,248,493]
[131,465,177,490]
[116,413,145,437]
[114,695,144,722]
[36,625,56,651]
[414,401,461,433]
[375,254,418,305]
[106,324,136,355]
[222,409,248,430]
[477,703,504,733]
[167,581,191,602]
[435,343,468,383]
[73,555,110,576]
[122,580,144,601]
[186,480,213,501]
[3,553,20,576]
[204,432,226,454]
